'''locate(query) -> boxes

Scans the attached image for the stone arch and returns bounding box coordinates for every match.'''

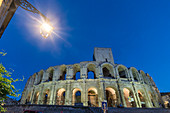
[37,70,44,84]
[72,88,81,105]
[47,67,54,81]
[73,64,81,80]
[32,73,36,85]
[130,67,140,81]
[105,87,117,107]
[59,65,67,80]
[117,65,128,78]
[139,70,148,84]
[138,90,146,108]
[101,63,115,78]
[33,91,39,104]
[123,88,136,107]
[146,74,156,87]
[88,87,99,107]
[42,89,50,105]
[56,88,66,105]
[86,63,97,79]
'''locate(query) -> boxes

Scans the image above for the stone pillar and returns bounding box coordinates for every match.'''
[117,81,126,107]
[126,70,132,81]
[37,85,44,104]
[49,84,55,105]
[34,74,38,85]
[131,83,140,107]
[98,78,105,107]
[66,66,73,80]
[98,66,103,78]
[120,89,127,107]
[136,91,142,108]
[31,88,35,104]
[65,81,72,105]
[42,71,48,83]
[81,66,87,79]
[143,85,152,108]
[53,68,59,81]
[82,79,88,106]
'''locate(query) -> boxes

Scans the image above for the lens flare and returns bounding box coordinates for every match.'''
[40,22,53,38]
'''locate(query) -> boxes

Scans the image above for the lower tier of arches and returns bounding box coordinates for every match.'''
[21,79,163,108]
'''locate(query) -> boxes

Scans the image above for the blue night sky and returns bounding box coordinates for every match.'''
[0,0,170,99]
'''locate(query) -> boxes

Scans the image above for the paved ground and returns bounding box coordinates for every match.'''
[2,104,170,113]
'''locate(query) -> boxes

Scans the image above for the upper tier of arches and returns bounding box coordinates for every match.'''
[26,61,156,88]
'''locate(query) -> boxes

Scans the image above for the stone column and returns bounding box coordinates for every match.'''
[49,84,55,105]
[28,88,34,103]
[81,65,87,79]
[42,71,49,83]
[82,79,88,106]
[143,85,152,108]
[117,81,126,107]
[37,85,44,104]
[131,83,140,107]
[98,78,105,107]
[65,81,72,105]
[66,66,73,80]
[53,68,59,81]
[98,66,103,78]
[34,74,38,85]
[30,88,35,104]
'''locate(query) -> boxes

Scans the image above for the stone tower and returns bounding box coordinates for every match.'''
[93,47,114,63]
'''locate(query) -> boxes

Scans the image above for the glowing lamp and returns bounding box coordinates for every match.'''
[40,22,53,38]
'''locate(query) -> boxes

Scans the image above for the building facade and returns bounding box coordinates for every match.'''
[21,47,163,108]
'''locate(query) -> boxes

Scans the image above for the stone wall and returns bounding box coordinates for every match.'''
[21,48,163,108]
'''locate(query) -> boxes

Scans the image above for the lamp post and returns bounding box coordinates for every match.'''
[0,0,53,39]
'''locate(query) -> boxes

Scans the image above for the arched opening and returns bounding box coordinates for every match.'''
[33,92,39,104]
[138,90,146,108]
[75,91,81,103]
[103,67,112,78]
[73,64,81,80]
[48,68,54,81]
[123,88,136,107]
[118,66,127,78]
[141,71,147,84]
[59,66,66,80]
[102,64,114,78]
[72,88,81,105]
[56,88,65,105]
[87,64,97,79]
[75,72,81,80]
[132,68,139,81]
[43,89,50,105]
[106,88,117,107]
[87,71,95,79]
[88,88,98,107]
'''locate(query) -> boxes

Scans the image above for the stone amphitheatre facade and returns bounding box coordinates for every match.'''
[21,47,163,108]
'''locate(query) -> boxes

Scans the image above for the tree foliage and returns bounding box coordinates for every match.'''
[0,51,23,112]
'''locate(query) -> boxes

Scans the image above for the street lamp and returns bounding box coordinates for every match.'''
[40,22,54,39]
[0,0,53,38]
